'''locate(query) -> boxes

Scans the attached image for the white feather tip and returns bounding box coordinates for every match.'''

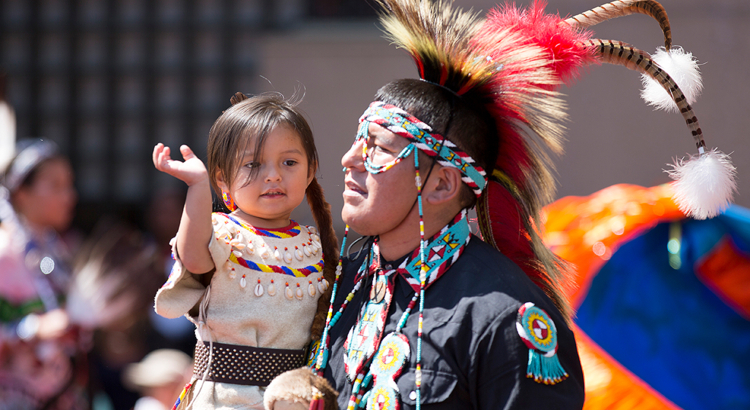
[641,47,703,113]
[667,148,737,220]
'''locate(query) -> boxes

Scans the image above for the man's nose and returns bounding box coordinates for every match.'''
[342,139,365,170]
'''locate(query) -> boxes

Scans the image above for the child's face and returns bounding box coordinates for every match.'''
[223,124,312,229]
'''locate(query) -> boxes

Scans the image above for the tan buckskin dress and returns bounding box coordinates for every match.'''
[155,212,327,410]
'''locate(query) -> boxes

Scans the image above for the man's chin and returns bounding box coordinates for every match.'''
[341,208,371,235]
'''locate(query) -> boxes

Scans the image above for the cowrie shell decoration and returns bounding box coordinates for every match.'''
[285,283,293,299]
[308,281,317,297]
[318,278,329,293]
[284,249,293,264]
[260,245,270,259]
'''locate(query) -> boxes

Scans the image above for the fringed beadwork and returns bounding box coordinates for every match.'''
[516,302,568,385]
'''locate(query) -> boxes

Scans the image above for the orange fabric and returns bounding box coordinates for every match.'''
[573,324,680,410]
[542,184,686,410]
[542,184,684,308]
[696,237,750,320]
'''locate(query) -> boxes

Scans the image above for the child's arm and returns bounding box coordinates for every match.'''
[153,143,215,274]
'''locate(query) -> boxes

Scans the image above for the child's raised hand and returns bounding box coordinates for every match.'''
[153,143,209,186]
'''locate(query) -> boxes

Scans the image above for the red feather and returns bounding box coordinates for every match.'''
[481,0,595,84]
[481,181,547,288]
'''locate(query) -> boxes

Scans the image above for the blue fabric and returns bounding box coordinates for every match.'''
[575,207,750,410]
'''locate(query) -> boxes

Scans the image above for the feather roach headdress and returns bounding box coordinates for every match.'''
[375,0,736,318]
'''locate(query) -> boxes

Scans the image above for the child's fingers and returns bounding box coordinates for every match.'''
[153,144,174,172]
[180,145,196,161]
[152,143,164,167]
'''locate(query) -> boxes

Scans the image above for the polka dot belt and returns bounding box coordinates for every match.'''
[193,341,306,386]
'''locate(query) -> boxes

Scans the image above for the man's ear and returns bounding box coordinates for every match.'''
[424,166,463,205]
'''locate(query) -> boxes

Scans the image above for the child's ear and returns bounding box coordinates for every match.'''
[216,171,229,192]
[306,165,315,187]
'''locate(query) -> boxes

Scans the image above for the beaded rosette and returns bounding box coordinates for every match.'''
[516,302,568,385]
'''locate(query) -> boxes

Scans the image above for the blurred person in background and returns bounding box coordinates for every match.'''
[0,138,85,409]
[121,349,192,410]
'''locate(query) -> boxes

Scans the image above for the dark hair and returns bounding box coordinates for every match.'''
[374,79,498,207]
[207,92,338,340]
[2,139,62,193]
[207,92,318,195]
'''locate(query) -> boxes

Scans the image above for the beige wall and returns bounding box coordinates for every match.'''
[255,0,750,232]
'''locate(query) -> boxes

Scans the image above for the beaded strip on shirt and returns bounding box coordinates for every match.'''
[356,210,470,293]
[228,252,323,277]
[225,213,303,238]
[357,102,487,196]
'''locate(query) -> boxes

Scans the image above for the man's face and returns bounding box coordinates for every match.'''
[341,122,418,236]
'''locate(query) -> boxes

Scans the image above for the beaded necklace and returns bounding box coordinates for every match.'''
[316,102,481,409]
[314,210,471,409]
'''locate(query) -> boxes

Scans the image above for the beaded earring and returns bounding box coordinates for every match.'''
[222,191,237,211]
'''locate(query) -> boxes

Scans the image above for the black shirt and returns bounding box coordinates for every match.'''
[323,236,585,409]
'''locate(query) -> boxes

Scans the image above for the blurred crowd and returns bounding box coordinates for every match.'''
[0,138,195,410]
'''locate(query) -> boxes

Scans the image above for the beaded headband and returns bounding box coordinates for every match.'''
[356,102,487,197]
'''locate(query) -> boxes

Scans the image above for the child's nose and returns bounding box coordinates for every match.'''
[264,164,282,182]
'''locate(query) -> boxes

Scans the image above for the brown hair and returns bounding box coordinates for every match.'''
[207,92,338,340]
[207,92,318,195]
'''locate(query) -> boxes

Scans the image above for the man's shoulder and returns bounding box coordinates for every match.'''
[446,237,546,299]
[428,236,568,327]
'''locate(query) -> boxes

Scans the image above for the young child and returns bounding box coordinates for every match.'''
[152,92,337,409]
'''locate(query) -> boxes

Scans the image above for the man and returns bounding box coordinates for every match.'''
[315,0,731,408]
[313,1,588,408]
